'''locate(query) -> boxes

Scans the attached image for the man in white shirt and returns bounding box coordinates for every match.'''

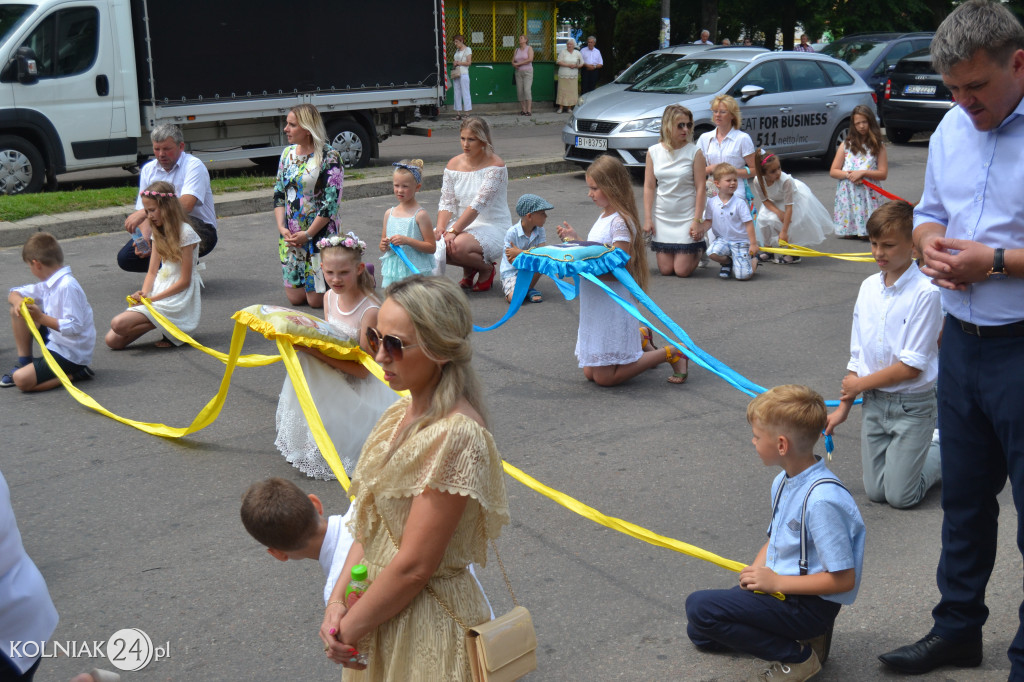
[580,36,603,94]
[117,124,218,272]
[694,30,714,46]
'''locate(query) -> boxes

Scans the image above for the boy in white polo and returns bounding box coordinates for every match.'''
[826,201,943,508]
[700,163,759,280]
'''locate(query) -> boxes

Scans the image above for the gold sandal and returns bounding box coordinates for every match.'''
[666,346,688,384]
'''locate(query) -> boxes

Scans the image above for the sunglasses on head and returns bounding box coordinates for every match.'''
[366,327,419,360]
[676,122,694,129]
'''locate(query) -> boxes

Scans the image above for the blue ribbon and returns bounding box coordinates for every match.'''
[389,243,421,275]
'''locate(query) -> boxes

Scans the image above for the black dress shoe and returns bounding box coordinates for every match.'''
[878,632,982,674]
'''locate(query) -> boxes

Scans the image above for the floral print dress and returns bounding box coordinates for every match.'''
[833,146,884,238]
[274,144,344,291]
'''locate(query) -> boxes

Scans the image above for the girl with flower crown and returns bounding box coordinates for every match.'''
[275,232,399,480]
[106,181,203,349]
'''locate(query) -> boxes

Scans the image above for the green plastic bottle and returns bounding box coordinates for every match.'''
[344,564,371,665]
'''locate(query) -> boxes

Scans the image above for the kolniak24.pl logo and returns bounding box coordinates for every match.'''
[10,628,169,671]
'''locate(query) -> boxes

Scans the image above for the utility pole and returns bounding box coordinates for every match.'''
[660,0,671,48]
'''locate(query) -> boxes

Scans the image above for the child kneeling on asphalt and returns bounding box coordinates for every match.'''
[3,232,95,391]
[685,385,866,682]
[700,163,759,280]
[500,193,551,303]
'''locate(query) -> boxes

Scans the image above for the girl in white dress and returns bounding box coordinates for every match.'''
[751,148,832,264]
[556,156,688,386]
[105,181,203,349]
[275,233,399,480]
[643,104,708,278]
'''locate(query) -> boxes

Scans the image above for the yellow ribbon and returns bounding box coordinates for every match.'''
[28,298,776,595]
[758,240,874,263]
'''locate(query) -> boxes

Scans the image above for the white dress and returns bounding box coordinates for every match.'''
[576,212,643,368]
[275,293,399,480]
[647,142,702,251]
[751,171,831,247]
[129,223,202,345]
[438,166,512,264]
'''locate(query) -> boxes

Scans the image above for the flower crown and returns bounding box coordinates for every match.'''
[141,190,176,198]
[317,231,366,254]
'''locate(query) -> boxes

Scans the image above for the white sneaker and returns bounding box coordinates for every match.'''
[748,651,821,681]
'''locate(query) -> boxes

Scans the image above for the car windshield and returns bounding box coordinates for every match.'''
[0,4,34,45]
[820,39,888,71]
[631,58,743,95]
[615,53,681,84]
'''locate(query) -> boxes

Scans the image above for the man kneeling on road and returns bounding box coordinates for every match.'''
[118,124,218,272]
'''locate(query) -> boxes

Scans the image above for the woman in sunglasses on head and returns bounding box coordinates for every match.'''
[320,275,510,680]
[643,104,708,278]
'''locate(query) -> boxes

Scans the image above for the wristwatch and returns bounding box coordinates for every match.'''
[988,248,1008,280]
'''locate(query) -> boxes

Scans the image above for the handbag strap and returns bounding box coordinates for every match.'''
[376,506,517,633]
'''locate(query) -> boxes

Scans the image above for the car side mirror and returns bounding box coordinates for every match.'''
[739,84,764,101]
[16,46,38,84]
[886,63,896,73]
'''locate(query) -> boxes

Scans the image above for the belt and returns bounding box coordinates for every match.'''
[951,315,1024,338]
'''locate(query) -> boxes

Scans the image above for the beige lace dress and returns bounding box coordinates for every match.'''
[345,397,510,681]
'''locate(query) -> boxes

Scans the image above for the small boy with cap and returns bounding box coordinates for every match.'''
[501,193,552,303]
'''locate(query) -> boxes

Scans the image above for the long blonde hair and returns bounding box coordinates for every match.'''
[385,275,487,446]
[290,103,328,170]
[141,180,187,263]
[586,155,649,291]
[845,104,883,157]
[659,104,694,149]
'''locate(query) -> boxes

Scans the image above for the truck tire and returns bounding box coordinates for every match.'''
[821,118,849,168]
[0,135,45,195]
[327,119,371,169]
[886,127,913,144]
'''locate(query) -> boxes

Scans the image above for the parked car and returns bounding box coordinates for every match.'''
[576,44,713,108]
[880,48,954,144]
[819,32,933,116]
[563,49,874,169]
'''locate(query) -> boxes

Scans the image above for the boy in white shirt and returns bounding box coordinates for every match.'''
[826,201,943,509]
[501,193,552,303]
[700,164,759,280]
[4,232,95,391]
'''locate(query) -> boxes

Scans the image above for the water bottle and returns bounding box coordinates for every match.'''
[344,564,371,665]
[132,227,151,255]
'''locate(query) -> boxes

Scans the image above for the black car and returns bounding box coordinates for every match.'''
[880,49,954,143]
[820,32,934,117]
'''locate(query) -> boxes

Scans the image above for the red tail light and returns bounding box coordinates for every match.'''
[872,91,878,104]
[884,79,891,100]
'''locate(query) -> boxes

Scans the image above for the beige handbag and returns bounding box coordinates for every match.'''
[380,512,537,681]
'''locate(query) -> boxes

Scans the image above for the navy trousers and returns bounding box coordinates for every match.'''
[686,585,841,662]
[116,217,218,272]
[931,317,1024,677]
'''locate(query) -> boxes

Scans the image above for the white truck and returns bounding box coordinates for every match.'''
[0,0,443,194]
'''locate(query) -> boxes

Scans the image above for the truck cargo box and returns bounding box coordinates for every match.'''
[130,0,441,103]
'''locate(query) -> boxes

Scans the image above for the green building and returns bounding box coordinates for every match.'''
[443,1,564,106]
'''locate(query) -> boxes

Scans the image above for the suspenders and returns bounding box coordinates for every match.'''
[767,477,848,576]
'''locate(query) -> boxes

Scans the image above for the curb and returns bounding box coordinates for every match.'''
[0,157,579,248]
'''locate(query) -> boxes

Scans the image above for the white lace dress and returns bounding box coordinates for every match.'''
[437,166,512,263]
[275,293,399,480]
[128,223,203,345]
[576,212,644,368]
[752,171,830,247]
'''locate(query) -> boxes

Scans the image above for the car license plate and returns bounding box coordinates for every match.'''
[903,84,937,96]
[575,136,607,150]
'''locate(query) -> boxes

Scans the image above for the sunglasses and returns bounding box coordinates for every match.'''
[366,327,419,360]
[676,122,694,129]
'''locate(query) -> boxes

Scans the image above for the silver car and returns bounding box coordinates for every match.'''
[575,44,714,109]
[563,49,874,168]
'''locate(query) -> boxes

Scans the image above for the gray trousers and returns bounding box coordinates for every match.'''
[861,388,941,509]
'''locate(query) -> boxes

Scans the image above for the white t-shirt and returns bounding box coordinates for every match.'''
[705,193,753,242]
[319,509,356,604]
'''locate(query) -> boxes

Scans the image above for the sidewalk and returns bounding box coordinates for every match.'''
[0,102,579,248]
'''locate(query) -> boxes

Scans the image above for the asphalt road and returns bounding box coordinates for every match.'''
[2,135,1016,681]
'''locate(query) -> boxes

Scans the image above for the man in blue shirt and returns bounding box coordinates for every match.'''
[878,0,1024,676]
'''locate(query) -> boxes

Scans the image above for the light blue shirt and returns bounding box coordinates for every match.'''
[914,98,1024,325]
[499,221,547,281]
[765,459,866,605]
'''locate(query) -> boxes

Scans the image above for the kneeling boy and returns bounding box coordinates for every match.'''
[686,385,866,681]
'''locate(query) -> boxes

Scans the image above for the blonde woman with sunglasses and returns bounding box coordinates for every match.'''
[320,275,509,681]
[643,105,708,278]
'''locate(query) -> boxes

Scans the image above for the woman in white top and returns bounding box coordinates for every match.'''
[555,39,584,113]
[451,35,472,120]
[697,94,756,197]
[435,117,511,293]
[643,105,708,278]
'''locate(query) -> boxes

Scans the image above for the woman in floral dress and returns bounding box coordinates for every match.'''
[274,103,344,307]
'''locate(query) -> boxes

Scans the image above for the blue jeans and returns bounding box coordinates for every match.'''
[930,317,1024,677]
[686,586,841,662]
